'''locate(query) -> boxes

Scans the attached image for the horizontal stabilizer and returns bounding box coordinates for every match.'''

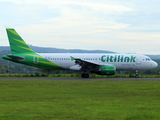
[6,54,25,61]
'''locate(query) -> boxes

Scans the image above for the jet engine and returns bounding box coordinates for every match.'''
[92,66,116,75]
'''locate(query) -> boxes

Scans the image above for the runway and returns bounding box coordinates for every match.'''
[0,77,160,81]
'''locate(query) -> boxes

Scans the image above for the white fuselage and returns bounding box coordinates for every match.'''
[38,53,158,71]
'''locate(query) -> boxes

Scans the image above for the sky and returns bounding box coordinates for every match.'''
[0,0,160,55]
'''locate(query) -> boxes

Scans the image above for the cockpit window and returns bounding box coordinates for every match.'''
[146,58,151,61]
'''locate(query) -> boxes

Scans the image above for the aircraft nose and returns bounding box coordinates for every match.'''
[152,61,158,68]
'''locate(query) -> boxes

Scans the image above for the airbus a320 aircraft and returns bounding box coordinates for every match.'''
[3,29,158,78]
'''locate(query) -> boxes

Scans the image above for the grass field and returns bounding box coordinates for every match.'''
[0,79,160,120]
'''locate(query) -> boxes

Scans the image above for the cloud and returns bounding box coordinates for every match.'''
[42,1,131,35]
[0,0,160,54]
[0,0,132,12]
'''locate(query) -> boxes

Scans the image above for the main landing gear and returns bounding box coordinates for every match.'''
[81,73,89,78]
[135,70,139,78]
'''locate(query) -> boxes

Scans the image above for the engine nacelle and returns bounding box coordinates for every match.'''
[100,66,116,75]
[92,66,116,75]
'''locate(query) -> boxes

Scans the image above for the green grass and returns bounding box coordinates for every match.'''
[0,79,160,120]
[1,73,160,78]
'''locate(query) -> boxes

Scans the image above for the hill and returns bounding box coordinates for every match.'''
[33,46,160,59]
[0,46,115,53]
[0,46,159,59]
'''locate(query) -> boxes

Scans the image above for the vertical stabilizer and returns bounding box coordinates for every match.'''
[6,28,35,54]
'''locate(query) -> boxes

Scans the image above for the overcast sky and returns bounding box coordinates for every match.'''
[0,0,160,54]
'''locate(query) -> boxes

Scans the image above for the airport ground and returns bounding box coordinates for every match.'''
[0,77,160,81]
[0,77,160,120]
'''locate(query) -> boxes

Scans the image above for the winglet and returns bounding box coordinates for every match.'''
[70,56,75,61]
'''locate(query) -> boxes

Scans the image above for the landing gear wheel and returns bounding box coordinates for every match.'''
[135,70,139,78]
[135,74,139,78]
[81,73,89,78]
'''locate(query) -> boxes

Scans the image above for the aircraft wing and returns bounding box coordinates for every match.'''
[70,56,112,68]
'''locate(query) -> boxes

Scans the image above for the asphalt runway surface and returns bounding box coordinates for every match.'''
[0,77,160,81]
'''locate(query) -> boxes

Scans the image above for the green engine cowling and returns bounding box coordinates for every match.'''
[99,66,116,75]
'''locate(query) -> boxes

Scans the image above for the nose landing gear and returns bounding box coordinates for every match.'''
[135,70,139,78]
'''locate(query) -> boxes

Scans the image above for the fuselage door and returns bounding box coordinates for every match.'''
[135,56,141,70]
[136,56,141,65]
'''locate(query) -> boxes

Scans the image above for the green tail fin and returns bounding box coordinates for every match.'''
[6,28,35,54]
[4,28,64,70]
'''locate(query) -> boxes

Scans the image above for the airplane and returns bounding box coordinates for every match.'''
[2,28,158,78]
